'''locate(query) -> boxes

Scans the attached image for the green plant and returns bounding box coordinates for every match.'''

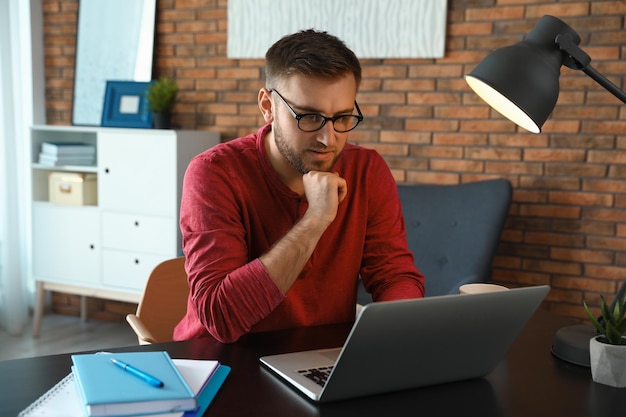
[584,295,626,345]
[145,76,179,113]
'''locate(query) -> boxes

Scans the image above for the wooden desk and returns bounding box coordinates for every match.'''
[3,311,626,416]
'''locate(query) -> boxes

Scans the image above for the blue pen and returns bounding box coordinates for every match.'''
[111,358,164,388]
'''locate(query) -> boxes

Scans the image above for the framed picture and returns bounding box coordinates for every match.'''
[101,81,154,128]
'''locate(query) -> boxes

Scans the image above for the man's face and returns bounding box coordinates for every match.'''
[271,74,358,175]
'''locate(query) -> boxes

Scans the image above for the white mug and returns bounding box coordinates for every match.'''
[459,283,509,295]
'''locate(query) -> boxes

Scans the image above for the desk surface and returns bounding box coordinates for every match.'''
[2,310,625,417]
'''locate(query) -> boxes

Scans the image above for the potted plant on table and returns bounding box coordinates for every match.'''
[145,76,179,129]
[584,294,626,388]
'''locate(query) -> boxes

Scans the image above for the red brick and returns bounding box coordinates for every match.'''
[410,146,463,159]
[584,179,626,193]
[448,22,494,36]
[408,64,463,78]
[380,131,430,144]
[584,208,626,223]
[523,259,582,276]
[547,287,583,305]
[434,106,490,119]
[430,158,484,172]
[366,143,409,157]
[583,120,626,135]
[526,4,593,18]
[405,171,459,185]
[433,133,487,146]
[406,119,459,132]
[588,236,626,252]
[486,162,543,176]
[380,105,432,118]
[513,190,548,204]
[524,149,586,162]
[552,275,617,293]
[465,6,525,21]
[549,191,613,207]
[551,248,614,265]
[489,134,548,148]
[460,119,518,133]
[589,150,626,164]
[585,265,626,281]
[519,204,581,219]
[545,163,608,177]
[407,93,461,105]
[524,231,585,248]
[466,147,521,161]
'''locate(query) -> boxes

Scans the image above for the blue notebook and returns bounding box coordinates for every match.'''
[18,358,228,417]
[71,351,196,417]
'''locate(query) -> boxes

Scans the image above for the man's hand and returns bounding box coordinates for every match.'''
[302,171,348,227]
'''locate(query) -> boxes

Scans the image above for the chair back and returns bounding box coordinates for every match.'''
[357,178,512,303]
[126,256,189,344]
[400,178,512,296]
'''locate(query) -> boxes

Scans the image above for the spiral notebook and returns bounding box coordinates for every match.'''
[18,359,230,417]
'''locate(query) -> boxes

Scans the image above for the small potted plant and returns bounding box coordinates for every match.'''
[584,294,626,388]
[145,76,179,129]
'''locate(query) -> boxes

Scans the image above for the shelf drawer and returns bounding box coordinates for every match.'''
[101,212,175,255]
[102,250,170,291]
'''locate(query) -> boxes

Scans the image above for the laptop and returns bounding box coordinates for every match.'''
[260,285,550,403]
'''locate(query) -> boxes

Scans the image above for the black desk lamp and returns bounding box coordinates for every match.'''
[464,15,626,366]
[464,15,626,134]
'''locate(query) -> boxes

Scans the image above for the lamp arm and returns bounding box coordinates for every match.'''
[581,65,626,105]
[556,34,626,105]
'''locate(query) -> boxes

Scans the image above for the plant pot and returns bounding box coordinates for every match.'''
[589,335,626,388]
[152,112,171,129]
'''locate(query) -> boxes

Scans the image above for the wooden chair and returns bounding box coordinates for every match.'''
[126,256,189,344]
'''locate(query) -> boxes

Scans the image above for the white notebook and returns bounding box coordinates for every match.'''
[18,359,220,417]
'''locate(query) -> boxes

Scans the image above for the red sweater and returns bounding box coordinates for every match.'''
[174,124,425,342]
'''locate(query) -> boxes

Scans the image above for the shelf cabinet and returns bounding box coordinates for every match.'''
[30,125,220,336]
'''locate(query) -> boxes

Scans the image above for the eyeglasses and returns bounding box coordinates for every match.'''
[270,88,364,133]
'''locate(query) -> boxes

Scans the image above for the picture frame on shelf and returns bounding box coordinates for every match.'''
[101,81,154,128]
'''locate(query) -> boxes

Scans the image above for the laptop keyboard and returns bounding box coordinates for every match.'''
[298,366,334,387]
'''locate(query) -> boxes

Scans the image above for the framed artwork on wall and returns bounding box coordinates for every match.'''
[73,0,156,126]
[227,0,447,59]
[101,81,154,128]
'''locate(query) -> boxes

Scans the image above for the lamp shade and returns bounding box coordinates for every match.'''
[465,16,581,133]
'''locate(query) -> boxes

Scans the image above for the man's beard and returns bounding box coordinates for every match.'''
[274,124,338,174]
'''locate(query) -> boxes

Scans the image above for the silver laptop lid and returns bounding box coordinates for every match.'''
[262,285,550,402]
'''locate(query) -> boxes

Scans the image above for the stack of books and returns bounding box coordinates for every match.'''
[38,141,96,166]
[17,351,230,417]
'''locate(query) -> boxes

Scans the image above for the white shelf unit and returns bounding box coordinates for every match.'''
[30,125,220,336]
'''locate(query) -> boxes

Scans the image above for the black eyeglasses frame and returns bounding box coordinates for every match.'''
[270,88,364,133]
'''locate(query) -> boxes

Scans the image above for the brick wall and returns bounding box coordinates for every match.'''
[41,0,626,323]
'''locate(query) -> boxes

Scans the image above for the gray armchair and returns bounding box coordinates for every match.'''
[358,178,512,303]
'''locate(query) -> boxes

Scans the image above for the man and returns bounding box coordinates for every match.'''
[174,29,425,343]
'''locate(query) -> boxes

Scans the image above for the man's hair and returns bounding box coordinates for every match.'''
[265,29,362,89]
